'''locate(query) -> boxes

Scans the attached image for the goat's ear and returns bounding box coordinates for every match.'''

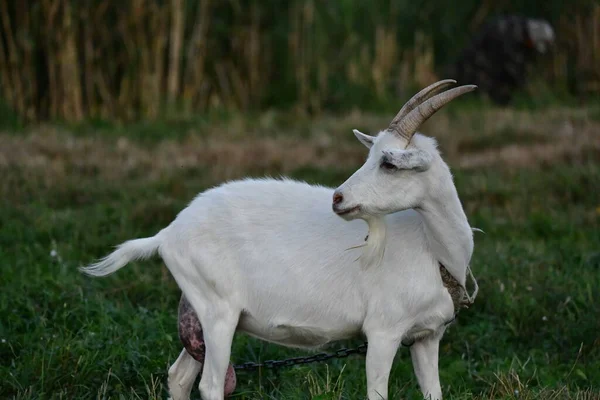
[382,149,432,172]
[353,129,375,149]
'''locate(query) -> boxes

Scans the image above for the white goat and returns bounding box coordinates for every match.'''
[81,80,477,400]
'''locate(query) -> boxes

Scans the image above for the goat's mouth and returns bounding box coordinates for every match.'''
[333,205,361,216]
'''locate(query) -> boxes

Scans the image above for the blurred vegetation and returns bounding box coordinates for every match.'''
[0,0,599,123]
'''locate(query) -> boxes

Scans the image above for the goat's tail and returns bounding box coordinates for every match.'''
[80,232,163,277]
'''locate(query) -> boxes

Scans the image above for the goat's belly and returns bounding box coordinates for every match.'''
[236,312,361,349]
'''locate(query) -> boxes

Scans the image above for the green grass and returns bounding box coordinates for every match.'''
[1,109,600,399]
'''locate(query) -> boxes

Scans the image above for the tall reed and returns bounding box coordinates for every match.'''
[0,0,597,122]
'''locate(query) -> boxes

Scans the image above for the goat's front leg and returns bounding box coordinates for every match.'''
[409,331,443,400]
[365,333,401,400]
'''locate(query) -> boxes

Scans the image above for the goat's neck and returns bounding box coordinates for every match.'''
[417,171,473,287]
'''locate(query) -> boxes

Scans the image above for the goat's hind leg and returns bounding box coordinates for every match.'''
[168,349,202,400]
[196,305,239,400]
[176,294,237,398]
[179,289,239,400]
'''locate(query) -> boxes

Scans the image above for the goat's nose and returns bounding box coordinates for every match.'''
[332,192,344,205]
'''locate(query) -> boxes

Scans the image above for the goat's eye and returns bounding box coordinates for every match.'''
[380,160,396,170]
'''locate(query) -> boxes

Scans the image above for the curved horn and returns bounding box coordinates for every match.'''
[388,79,457,129]
[393,84,477,142]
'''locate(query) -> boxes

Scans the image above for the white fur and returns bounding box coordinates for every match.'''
[82,130,474,400]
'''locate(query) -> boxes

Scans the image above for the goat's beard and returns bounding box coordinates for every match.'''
[360,216,387,269]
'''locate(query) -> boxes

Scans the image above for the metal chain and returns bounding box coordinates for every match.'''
[232,315,461,371]
[233,342,368,371]
[232,314,462,371]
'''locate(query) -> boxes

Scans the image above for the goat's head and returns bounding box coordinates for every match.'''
[333,80,476,221]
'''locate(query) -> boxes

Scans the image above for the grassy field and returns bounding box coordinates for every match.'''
[1,105,600,399]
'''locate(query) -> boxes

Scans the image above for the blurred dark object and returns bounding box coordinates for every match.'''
[445,15,555,105]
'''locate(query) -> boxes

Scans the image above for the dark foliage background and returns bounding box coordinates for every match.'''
[0,0,598,122]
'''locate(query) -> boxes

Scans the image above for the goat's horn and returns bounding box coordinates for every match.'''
[388,79,456,130]
[392,84,477,142]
